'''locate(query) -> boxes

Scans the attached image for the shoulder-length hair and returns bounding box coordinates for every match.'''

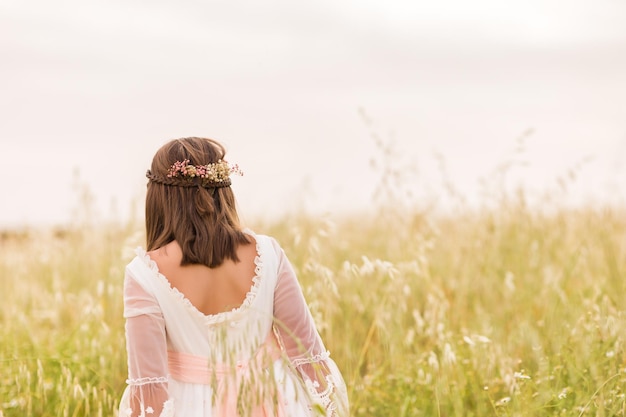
[145,137,251,268]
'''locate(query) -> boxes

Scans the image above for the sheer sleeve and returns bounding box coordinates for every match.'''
[122,273,174,417]
[272,240,349,417]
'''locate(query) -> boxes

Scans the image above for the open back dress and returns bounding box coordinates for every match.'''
[118,230,348,417]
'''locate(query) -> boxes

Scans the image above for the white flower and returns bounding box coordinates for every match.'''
[443,343,456,366]
[495,396,511,406]
[514,371,531,380]
[428,351,439,371]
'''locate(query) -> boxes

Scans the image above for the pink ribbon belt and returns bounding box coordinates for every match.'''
[167,333,281,384]
[168,350,228,384]
[166,333,286,416]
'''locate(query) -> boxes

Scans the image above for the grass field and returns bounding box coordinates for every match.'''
[1,188,625,416]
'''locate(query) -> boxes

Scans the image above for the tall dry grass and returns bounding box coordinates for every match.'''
[1,144,625,416]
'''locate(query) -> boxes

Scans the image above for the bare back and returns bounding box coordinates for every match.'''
[147,239,258,316]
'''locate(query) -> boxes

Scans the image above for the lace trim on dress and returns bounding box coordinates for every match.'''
[160,399,175,417]
[134,229,264,326]
[306,374,337,416]
[126,376,168,386]
[123,399,174,417]
[292,350,330,367]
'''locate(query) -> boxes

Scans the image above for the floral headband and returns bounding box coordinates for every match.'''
[146,159,243,188]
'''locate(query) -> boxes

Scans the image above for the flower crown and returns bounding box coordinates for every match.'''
[146,159,243,188]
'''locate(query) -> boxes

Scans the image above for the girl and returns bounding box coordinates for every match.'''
[119,137,348,417]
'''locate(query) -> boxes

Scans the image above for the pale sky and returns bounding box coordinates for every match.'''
[1,0,625,227]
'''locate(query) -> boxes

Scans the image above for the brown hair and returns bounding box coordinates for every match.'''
[145,137,251,268]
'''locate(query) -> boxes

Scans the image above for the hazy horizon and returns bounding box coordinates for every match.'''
[2,0,625,227]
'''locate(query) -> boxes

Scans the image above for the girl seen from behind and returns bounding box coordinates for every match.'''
[119,137,349,417]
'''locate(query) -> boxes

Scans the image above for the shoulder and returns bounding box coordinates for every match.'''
[124,247,165,293]
[148,241,182,264]
[245,230,286,269]
[245,230,283,254]
[146,243,183,282]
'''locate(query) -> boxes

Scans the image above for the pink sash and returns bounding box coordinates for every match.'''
[167,333,285,416]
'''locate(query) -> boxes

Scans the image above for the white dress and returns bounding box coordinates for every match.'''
[118,230,348,417]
